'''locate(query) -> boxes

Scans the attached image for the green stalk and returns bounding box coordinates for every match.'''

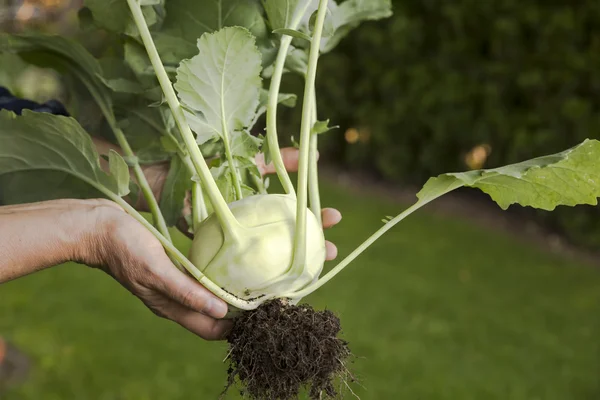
[192,182,207,231]
[110,122,172,241]
[76,175,267,311]
[308,91,322,225]
[220,123,243,200]
[291,0,329,269]
[287,182,463,299]
[265,1,313,196]
[126,0,240,239]
[76,69,173,243]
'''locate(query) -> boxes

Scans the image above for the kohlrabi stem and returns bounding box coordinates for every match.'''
[308,92,322,225]
[82,177,266,311]
[192,182,207,230]
[126,0,240,238]
[292,0,328,269]
[79,69,173,243]
[266,1,312,196]
[220,123,243,200]
[111,122,172,241]
[287,181,463,299]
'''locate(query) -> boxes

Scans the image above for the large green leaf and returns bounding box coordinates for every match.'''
[116,105,175,164]
[324,0,393,52]
[0,32,113,120]
[417,139,600,211]
[174,26,263,144]
[161,0,268,49]
[264,0,302,31]
[82,0,165,36]
[0,110,127,199]
[0,32,173,165]
[293,0,392,55]
[0,171,102,206]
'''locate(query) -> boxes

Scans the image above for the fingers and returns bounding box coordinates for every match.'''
[153,266,229,320]
[322,209,341,260]
[257,147,320,176]
[321,208,342,229]
[164,300,233,341]
[325,241,338,261]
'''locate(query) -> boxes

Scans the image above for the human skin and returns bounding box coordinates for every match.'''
[0,139,342,340]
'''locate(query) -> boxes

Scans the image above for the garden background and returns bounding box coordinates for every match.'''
[1,1,600,399]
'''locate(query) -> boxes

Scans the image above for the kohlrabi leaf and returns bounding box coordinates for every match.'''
[273,28,312,42]
[160,156,193,226]
[295,0,392,53]
[108,149,131,196]
[0,53,29,93]
[0,110,126,198]
[83,0,165,36]
[161,0,268,55]
[264,0,301,30]
[0,171,102,205]
[174,26,262,144]
[116,105,175,163]
[323,0,393,52]
[284,45,309,76]
[259,133,272,166]
[98,57,146,94]
[308,8,336,38]
[252,89,297,127]
[311,119,339,135]
[298,1,338,36]
[418,139,600,211]
[231,131,263,159]
[123,39,156,79]
[0,32,113,118]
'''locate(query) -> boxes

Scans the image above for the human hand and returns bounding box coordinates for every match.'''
[83,200,232,340]
[0,198,231,340]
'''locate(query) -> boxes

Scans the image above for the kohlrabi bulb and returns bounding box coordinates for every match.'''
[188,194,326,300]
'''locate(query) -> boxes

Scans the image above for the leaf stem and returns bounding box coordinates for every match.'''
[308,91,322,225]
[112,122,172,241]
[80,176,266,311]
[287,182,463,300]
[292,0,329,270]
[192,181,207,230]
[221,125,243,200]
[266,1,313,196]
[126,0,240,239]
[78,69,173,243]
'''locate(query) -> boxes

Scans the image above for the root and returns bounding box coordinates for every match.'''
[221,299,355,400]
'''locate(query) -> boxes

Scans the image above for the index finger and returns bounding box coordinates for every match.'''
[257,147,320,176]
[152,263,229,319]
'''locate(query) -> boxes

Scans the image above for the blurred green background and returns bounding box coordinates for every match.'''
[1,0,600,399]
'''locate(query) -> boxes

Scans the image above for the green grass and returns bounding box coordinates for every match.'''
[2,179,600,399]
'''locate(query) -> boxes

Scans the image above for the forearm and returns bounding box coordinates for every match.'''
[0,199,105,283]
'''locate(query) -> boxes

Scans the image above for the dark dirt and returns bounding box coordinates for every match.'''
[222,299,353,400]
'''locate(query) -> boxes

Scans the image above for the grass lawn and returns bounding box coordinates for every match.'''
[1,178,600,399]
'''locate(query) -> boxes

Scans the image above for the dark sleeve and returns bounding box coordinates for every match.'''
[0,87,70,116]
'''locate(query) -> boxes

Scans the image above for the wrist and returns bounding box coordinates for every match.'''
[69,199,125,268]
[0,199,121,282]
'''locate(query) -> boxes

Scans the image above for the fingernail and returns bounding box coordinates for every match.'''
[208,297,229,318]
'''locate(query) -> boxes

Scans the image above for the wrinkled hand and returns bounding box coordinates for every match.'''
[87,200,232,341]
